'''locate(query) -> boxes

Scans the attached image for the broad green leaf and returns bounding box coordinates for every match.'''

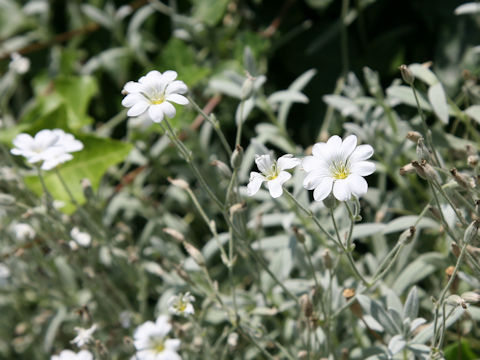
[465,105,480,124]
[428,82,449,124]
[403,286,419,320]
[192,0,230,26]
[24,135,132,214]
[445,340,478,360]
[370,299,400,335]
[408,63,438,86]
[323,95,359,116]
[267,90,309,105]
[386,85,432,111]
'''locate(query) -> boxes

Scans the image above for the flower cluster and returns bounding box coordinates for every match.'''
[247,135,375,202]
[11,129,83,170]
[133,315,181,360]
[122,70,189,123]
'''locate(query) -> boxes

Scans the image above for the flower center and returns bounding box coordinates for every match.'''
[151,339,165,353]
[331,162,349,180]
[150,95,165,105]
[264,163,279,181]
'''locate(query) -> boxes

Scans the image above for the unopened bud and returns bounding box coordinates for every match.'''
[406,131,423,143]
[241,76,255,100]
[163,228,185,242]
[468,155,479,167]
[416,138,431,162]
[299,294,313,318]
[322,193,337,209]
[461,291,480,304]
[399,163,415,176]
[450,168,470,189]
[322,249,333,269]
[464,219,480,244]
[421,160,441,183]
[342,288,355,300]
[81,178,94,200]
[167,177,190,190]
[399,64,415,85]
[229,202,246,216]
[210,160,232,178]
[230,145,243,169]
[183,242,205,266]
[399,226,416,244]
[446,294,466,308]
[411,161,427,180]
[292,226,305,243]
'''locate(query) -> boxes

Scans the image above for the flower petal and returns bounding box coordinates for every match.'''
[160,70,178,84]
[148,104,165,122]
[313,177,334,201]
[166,80,188,95]
[312,142,327,157]
[255,154,273,173]
[326,135,342,148]
[165,338,181,351]
[277,154,300,170]
[347,174,368,197]
[303,169,329,190]
[349,144,374,162]
[122,93,144,107]
[340,135,357,160]
[350,161,375,176]
[127,101,149,117]
[160,101,177,118]
[332,179,351,201]
[267,172,291,198]
[12,133,34,150]
[247,172,265,196]
[166,93,189,105]
[123,81,142,94]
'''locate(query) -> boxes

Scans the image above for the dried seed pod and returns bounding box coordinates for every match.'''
[406,131,423,143]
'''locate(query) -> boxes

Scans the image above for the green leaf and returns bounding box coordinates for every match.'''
[465,105,480,124]
[408,63,438,86]
[192,0,230,26]
[403,286,419,320]
[24,135,132,214]
[386,85,432,111]
[428,82,449,124]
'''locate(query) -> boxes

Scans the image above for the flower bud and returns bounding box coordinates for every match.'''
[210,160,232,178]
[299,293,313,318]
[461,291,480,304]
[399,226,416,244]
[399,163,415,176]
[230,145,243,169]
[416,138,431,162]
[229,202,246,216]
[167,177,190,190]
[411,161,427,180]
[81,178,94,200]
[468,155,479,167]
[464,219,480,244]
[446,294,466,308]
[322,249,333,269]
[322,193,337,209]
[241,76,255,100]
[450,168,470,189]
[183,242,205,267]
[163,228,185,242]
[399,64,415,85]
[292,226,305,243]
[406,131,423,143]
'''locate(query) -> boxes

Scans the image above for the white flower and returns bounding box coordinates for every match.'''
[122,70,189,123]
[70,227,92,247]
[51,350,93,360]
[11,223,35,241]
[71,324,97,347]
[9,52,30,74]
[302,135,375,202]
[247,154,300,198]
[11,129,83,170]
[133,315,181,360]
[168,292,195,316]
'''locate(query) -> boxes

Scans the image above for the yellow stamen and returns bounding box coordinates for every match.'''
[154,343,165,353]
[151,99,164,105]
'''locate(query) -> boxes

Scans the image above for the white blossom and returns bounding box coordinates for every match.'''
[247,154,300,198]
[133,315,181,360]
[11,129,83,170]
[9,52,30,74]
[70,227,92,247]
[168,292,195,316]
[51,350,93,360]
[11,223,35,241]
[0,263,10,279]
[302,135,375,201]
[122,70,189,123]
[71,324,97,347]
